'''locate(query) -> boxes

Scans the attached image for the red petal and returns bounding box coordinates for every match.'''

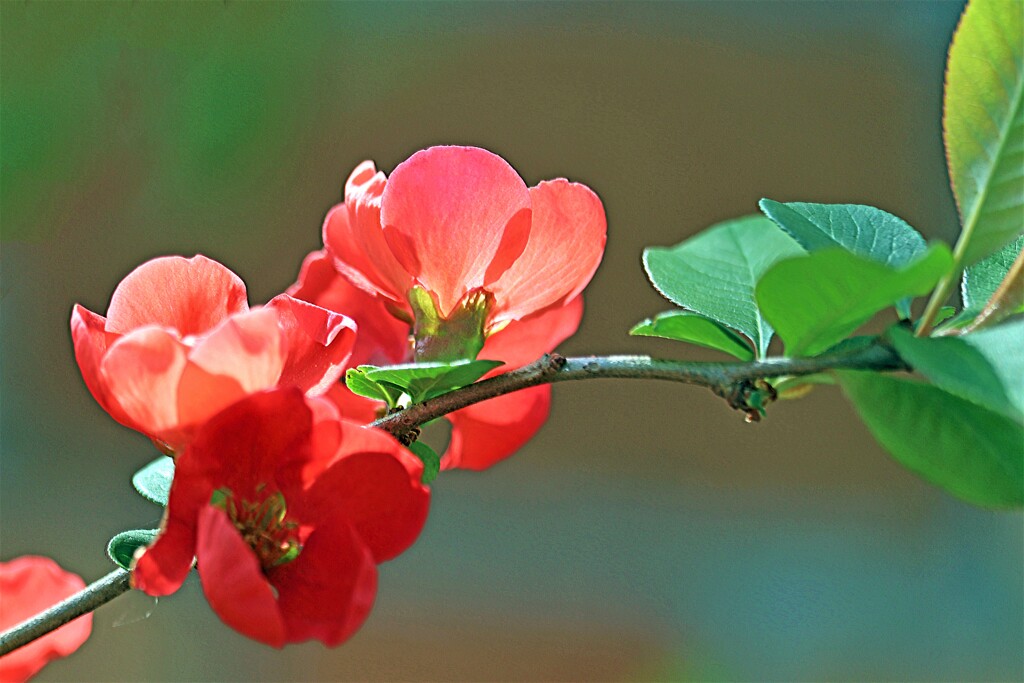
[70,304,135,428]
[196,506,287,648]
[480,296,584,370]
[265,294,356,396]
[105,255,248,337]
[99,327,189,437]
[301,425,429,562]
[269,512,377,647]
[175,308,285,428]
[444,384,551,471]
[489,180,606,324]
[323,162,412,303]
[131,511,198,597]
[381,146,532,317]
[0,557,91,683]
[288,250,411,367]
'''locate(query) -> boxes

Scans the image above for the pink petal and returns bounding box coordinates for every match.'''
[265,294,356,396]
[301,426,429,563]
[105,255,248,337]
[269,512,377,647]
[175,309,285,428]
[0,556,91,683]
[196,505,287,648]
[70,304,135,428]
[480,296,584,370]
[444,384,551,471]
[323,162,412,303]
[381,146,532,317]
[489,180,606,324]
[99,327,189,437]
[288,250,412,367]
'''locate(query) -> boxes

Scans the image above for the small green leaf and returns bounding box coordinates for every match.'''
[962,235,1024,313]
[944,0,1024,267]
[132,456,175,506]
[961,319,1024,418]
[887,324,1021,422]
[345,367,403,408]
[408,441,440,484]
[364,359,504,403]
[839,371,1023,507]
[642,215,804,357]
[630,311,754,360]
[107,529,161,570]
[756,245,953,356]
[758,200,928,318]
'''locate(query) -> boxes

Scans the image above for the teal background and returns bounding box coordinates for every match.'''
[2,1,1022,681]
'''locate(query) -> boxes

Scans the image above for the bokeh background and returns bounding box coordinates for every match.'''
[2,1,1022,681]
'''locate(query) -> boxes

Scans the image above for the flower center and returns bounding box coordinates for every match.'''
[211,486,301,571]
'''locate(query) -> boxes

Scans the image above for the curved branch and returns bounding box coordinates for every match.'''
[0,568,131,657]
[373,339,906,441]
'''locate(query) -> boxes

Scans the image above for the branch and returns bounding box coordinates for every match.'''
[0,568,131,657]
[373,339,907,442]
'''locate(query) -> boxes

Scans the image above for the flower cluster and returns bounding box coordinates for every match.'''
[67,145,605,651]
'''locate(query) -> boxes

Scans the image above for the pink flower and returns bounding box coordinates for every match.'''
[323,146,605,359]
[0,557,91,682]
[132,388,430,647]
[71,255,356,453]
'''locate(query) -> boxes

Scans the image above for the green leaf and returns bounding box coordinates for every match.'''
[345,366,402,408]
[107,529,161,570]
[756,246,953,356]
[758,200,928,318]
[944,0,1024,266]
[887,324,1022,422]
[408,441,440,484]
[961,319,1024,418]
[642,215,804,357]
[839,371,1023,507]
[132,456,175,506]
[630,311,754,360]
[364,359,504,403]
[962,235,1024,313]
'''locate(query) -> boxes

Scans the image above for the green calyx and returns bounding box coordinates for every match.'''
[408,286,491,362]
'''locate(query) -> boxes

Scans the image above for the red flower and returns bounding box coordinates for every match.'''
[290,259,584,470]
[71,255,356,453]
[323,146,605,359]
[0,557,91,682]
[132,388,429,647]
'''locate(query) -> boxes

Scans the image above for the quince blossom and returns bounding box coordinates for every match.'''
[71,255,356,453]
[132,388,429,647]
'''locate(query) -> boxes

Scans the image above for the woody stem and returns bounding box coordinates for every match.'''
[372,339,907,439]
[0,568,131,657]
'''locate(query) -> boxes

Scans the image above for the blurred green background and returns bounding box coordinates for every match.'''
[2,1,1021,681]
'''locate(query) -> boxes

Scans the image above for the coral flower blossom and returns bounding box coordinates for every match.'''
[0,557,91,682]
[132,388,429,647]
[322,145,606,359]
[290,251,584,470]
[71,255,356,453]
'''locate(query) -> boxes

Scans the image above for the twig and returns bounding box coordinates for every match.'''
[0,568,131,657]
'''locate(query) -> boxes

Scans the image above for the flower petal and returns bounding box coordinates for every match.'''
[444,384,551,471]
[269,512,377,647]
[0,556,91,683]
[323,162,411,303]
[480,296,584,370]
[288,250,411,367]
[105,255,248,337]
[175,308,285,428]
[70,304,135,428]
[100,326,189,437]
[301,425,429,563]
[265,294,356,396]
[489,179,606,324]
[381,146,532,317]
[197,505,287,648]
